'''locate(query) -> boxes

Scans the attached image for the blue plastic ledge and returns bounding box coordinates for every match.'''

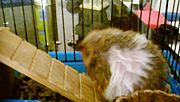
[162,12,180,21]
[163,50,180,95]
[48,51,87,73]
[0,0,32,7]
[0,100,40,102]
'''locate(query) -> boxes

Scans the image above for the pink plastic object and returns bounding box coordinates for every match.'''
[135,2,167,29]
[135,10,166,29]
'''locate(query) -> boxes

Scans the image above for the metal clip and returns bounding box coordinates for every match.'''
[3,22,9,25]
[56,41,62,45]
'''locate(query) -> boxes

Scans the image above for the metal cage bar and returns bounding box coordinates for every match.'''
[40,0,48,52]
[60,0,67,61]
[101,0,104,23]
[10,0,17,35]
[146,0,153,39]
[20,0,28,41]
[51,0,58,59]
[0,0,7,27]
[111,0,114,27]
[30,0,38,48]
[71,0,76,61]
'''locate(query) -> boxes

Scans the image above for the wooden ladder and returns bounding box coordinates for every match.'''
[0,27,100,102]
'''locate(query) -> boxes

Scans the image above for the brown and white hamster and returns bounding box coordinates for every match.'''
[79,28,167,101]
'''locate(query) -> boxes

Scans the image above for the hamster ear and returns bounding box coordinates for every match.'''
[79,44,85,52]
[80,45,95,68]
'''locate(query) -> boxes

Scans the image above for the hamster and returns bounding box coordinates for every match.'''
[79,28,167,101]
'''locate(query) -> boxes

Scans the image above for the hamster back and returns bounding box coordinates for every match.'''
[80,28,167,101]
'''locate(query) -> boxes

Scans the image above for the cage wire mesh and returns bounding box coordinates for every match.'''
[0,0,180,100]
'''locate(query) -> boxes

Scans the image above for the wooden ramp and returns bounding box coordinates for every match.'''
[0,27,100,102]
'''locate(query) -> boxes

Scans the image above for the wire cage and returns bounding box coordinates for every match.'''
[0,0,180,101]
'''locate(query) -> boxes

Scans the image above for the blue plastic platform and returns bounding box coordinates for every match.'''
[0,0,32,7]
[48,51,87,73]
[164,50,180,95]
[162,12,180,21]
[163,50,180,74]
[0,100,40,102]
